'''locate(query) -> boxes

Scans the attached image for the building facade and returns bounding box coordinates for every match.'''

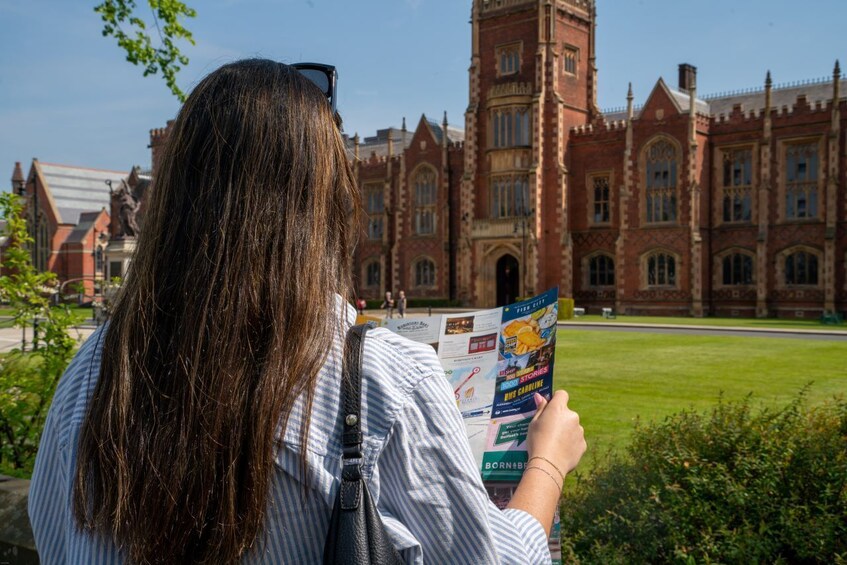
[352,0,846,318]
[8,160,122,298]
[141,0,846,317]
[6,159,152,299]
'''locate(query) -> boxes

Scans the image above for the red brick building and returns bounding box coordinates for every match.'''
[143,0,846,317]
[352,0,846,318]
[8,160,122,298]
[349,117,465,302]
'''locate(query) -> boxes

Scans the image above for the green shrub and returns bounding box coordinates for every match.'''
[560,393,847,564]
[0,193,76,478]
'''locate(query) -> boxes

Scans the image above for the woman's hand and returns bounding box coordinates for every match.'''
[526,390,586,477]
[506,390,586,537]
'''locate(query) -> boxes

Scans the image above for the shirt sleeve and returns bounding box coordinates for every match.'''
[375,372,551,564]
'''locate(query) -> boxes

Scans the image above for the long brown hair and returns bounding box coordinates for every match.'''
[74,59,359,563]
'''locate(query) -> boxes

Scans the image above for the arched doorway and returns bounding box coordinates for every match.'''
[496,254,520,306]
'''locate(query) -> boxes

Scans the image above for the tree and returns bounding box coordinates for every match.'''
[95,0,197,102]
[0,193,77,477]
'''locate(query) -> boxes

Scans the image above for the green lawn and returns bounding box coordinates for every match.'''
[0,304,92,328]
[564,314,847,331]
[554,329,847,458]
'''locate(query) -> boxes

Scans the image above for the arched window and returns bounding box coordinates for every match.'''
[722,252,754,285]
[645,139,678,223]
[646,252,677,287]
[95,246,105,274]
[414,258,436,287]
[28,209,50,272]
[785,251,818,286]
[589,254,615,287]
[365,261,380,288]
[414,168,436,235]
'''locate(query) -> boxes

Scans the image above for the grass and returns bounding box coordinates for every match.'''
[566,313,847,330]
[563,313,847,331]
[0,304,92,328]
[554,329,847,459]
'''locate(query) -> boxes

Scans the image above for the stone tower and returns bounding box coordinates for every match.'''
[459,0,596,306]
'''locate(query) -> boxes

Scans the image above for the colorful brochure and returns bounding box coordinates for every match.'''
[376,288,561,562]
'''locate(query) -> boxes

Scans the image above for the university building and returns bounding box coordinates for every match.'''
[7,159,148,298]
[18,0,843,317]
[351,0,847,318]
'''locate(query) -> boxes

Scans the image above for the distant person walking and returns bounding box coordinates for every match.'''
[397,290,407,318]
[381,290,395,319]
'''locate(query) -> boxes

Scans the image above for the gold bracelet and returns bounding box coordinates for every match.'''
[528,455,566,484]
[524,465,563,492]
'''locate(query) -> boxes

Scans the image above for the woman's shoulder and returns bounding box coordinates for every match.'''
[48,324,108,446]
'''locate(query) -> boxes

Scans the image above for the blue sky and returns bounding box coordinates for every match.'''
[1,0,844,175]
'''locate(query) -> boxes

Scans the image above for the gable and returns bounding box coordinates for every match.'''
[639,78,683,120]
[408,114,440,149]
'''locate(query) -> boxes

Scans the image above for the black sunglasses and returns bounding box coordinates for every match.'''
[292,62,338,114]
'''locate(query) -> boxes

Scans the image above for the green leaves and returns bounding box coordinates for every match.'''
[94,0,197,102]
[559,394,847,563]
[0,194,77,477]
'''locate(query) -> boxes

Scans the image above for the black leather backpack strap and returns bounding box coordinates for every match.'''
[339,322,372,509]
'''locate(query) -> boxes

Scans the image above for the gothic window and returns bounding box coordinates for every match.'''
[364,183,384,240]
[785,142,819,220]
[492,107,530,148]
[95,246,105,274]
[591,175,610,224]
[722,252,754,286]
[646,252,677,287]
[365,260,380,288]
[414,258,436,287]
[27,208,49,272]
[414,168,437,235]
[490,175,530,219]
[722,148,753,223]
[644,139,678,223]
[563,46,578,75]
[497,44,520,76]
[589,254,615,287]
[785,251,818,286]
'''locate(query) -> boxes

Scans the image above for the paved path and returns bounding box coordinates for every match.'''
[0,324,96,353]
[1,316,843,353]
[558,322,847,342]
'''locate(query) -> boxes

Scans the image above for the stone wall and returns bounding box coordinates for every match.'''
[0,476,38,564]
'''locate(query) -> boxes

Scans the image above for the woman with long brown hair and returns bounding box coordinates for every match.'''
[28,59,585,563]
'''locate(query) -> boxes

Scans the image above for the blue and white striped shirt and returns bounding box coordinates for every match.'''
[29,302,550,563]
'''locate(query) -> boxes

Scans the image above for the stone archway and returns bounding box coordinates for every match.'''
[496,254,520,306]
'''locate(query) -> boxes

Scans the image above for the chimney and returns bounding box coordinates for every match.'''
[678,63,697,92]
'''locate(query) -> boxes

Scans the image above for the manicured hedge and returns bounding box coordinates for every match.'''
[560,393,847,563]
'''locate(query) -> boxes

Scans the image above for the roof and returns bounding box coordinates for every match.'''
[668,87,711,115]
[704,77,847,116]
[36,162,126,225]
[345,122,465,159]
[602,76,846,122]
[66,210,104,244]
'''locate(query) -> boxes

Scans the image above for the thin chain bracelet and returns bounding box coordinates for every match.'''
[525,466,563,492]
[528,456,566,483]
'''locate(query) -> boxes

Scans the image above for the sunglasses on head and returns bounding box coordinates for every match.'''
[292,62,338,114]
